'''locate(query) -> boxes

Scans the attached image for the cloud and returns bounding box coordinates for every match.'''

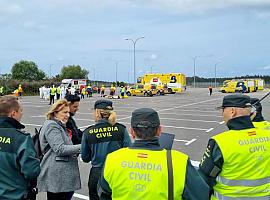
[0,2,23,14]
[262,65,270,70]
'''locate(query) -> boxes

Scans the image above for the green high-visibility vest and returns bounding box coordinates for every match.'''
[211,128,270,200]
[103,148,188,200]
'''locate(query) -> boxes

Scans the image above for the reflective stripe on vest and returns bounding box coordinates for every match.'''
[216,175,270,187]
[103,148,188,200]
[214,191,270,200]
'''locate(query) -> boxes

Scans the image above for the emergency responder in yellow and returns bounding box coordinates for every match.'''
[250,97,270,130]
[81,87,86,99]
[199,94,270,199]
[0,86,4,96]
[56,86,61,100]
[101,85,106,97]
[120,85,125,98]
[110,85,116,96]
[98,108,209,200]
[49,85,56,105]
[18,84,23,98]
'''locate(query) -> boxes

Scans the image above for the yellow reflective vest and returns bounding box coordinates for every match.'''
[211,128,270,199]
[103,148,188,200]
[253,121,270,130]
[50,87,56,95]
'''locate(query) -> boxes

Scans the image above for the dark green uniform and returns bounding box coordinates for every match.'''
[0,117,41,200]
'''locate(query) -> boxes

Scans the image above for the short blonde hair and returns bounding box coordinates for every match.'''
[46,99,69,120]
[95,109,116,126]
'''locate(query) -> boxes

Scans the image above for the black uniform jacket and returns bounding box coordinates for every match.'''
[66,113,83,144]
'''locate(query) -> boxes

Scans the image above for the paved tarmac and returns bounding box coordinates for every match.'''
[18,88,270,200]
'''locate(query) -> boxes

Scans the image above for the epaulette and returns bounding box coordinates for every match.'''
[17,129,30,136]
[83,124,96,132]
[116,122,126,128]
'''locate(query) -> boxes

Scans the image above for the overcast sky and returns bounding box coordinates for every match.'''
[0,0,270,82]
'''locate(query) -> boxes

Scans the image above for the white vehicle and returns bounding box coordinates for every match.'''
[61,79,89,90]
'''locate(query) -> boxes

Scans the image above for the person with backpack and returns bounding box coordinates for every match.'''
[37,99,81,200]
[0,95,40,200]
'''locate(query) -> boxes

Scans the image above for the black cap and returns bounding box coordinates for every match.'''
[217,94,251,109]
[251,98,262,112]
[131,108,160,128]
[94,100,113,110]
[65,94,80,103]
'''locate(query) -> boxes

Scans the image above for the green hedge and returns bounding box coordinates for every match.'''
[0,79,61,96]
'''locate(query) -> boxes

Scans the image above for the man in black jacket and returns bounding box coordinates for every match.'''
[65,94,83,144]
[0,95,40,200]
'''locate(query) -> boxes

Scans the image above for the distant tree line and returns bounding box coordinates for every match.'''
[186,75,270,85]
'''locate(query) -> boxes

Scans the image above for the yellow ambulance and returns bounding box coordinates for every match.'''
[138,73,186,94]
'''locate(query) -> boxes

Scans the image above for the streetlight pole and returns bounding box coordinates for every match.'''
[192,56,199,88]
[192,54,213,88]
[115,61,118,83]
[125,36,145,84]
[214,62,220,88]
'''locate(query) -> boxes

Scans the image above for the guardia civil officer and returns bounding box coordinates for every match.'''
[65,94,83,144]
[0,95,41,200]
[199,94,270,199]
[98,108,209,200]
[250,97,270,130]
[81,99,132,200]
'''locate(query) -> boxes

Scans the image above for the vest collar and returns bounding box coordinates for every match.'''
[130,137,163,150]
[252,112,265,122]
[0,116,25,129]
[227,116,254,130]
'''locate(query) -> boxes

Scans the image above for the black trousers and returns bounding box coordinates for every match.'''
[49,95,55,105]
[47,191,74,200]
[88,167,102,200]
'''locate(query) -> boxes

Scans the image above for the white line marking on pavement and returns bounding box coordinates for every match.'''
[74,193,89,200]
[22,123,42,127]
[23,105,47,108]
[117,98,222,122]
[74,118,95,122]
[160,117,220,123]
[219,121,225,124]
[158,98,222,112]
[31,115,45,118]
[191,160,200,168]
[174,109,219,113]
[160,112,222,118]
[174,138,197,145]
[206,128,214,132]
[118,122,208,131]
[163,125,208,131]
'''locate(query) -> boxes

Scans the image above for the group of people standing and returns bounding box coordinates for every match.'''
[0,92,269,200]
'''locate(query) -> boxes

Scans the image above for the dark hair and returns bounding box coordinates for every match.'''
[132,126,159,139]
[0,95,20,116]
[65,94,80,104]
